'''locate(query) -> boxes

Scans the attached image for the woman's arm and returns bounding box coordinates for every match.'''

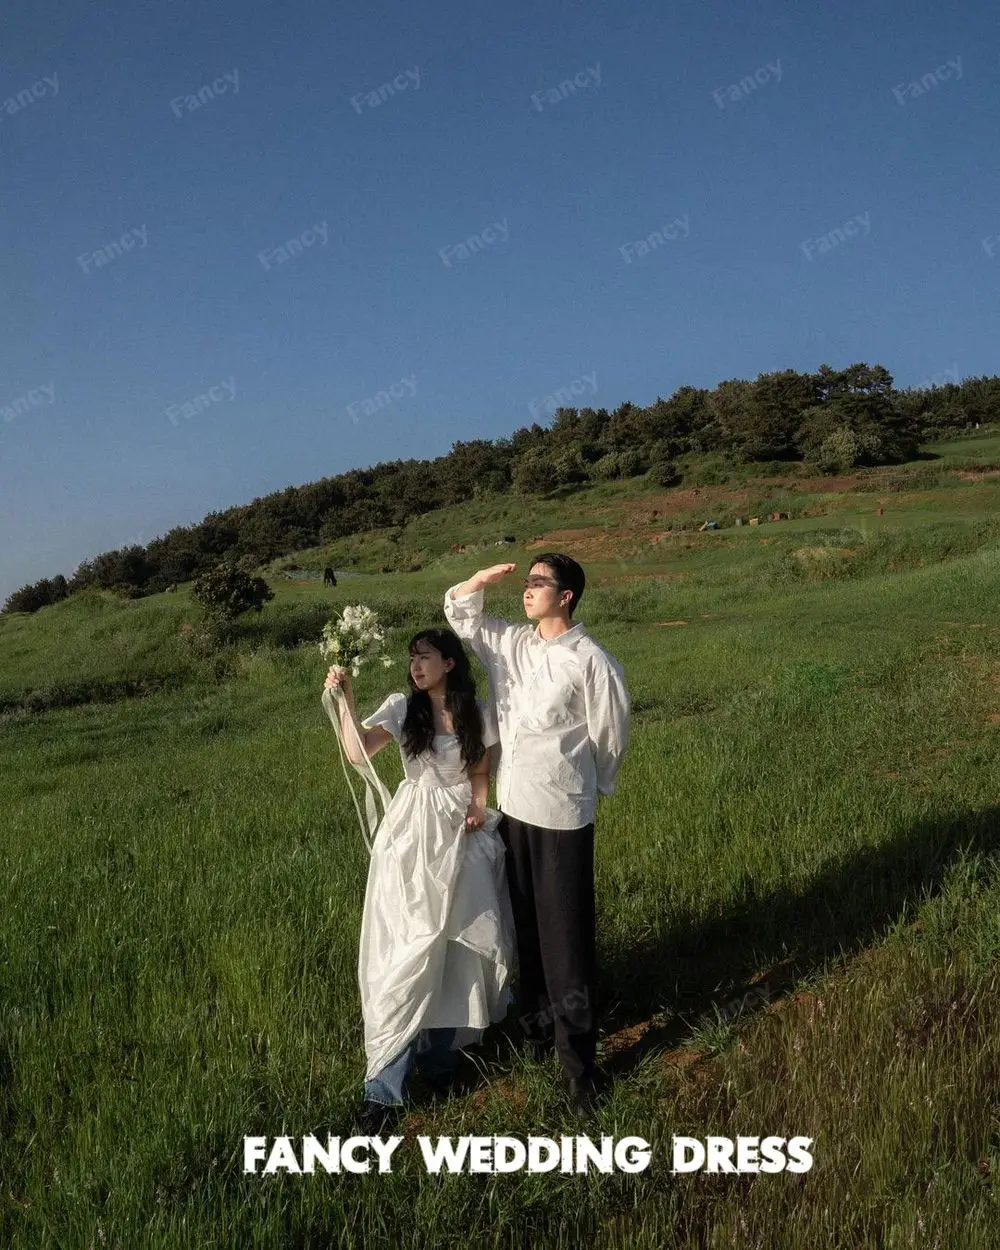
[464,750,491,829]
[324,668,394,764]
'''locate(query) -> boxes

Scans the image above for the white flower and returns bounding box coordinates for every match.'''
[319,602,392,679]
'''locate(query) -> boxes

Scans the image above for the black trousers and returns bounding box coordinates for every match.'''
[497,813,597,1082]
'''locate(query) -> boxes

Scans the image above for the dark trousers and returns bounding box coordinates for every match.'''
[497,813,597,1082]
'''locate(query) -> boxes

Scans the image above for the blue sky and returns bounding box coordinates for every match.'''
[1,0,998,602]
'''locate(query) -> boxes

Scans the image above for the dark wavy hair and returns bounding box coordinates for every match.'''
[399,628,486,769]
[531,552,585,616]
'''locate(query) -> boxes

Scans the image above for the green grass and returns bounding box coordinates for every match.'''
[3,435,1000,1246]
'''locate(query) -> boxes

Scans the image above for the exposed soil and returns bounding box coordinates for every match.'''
[785,474,864,493]
[524,476,874,562]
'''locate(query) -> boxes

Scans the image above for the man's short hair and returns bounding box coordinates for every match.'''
[531,552,585,616]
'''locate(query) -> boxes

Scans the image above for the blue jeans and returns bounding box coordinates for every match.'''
[364,1028,457,1106]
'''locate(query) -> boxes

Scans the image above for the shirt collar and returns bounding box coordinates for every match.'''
[530,621,586,646]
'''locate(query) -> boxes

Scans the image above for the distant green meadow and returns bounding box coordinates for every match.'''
[3,438,1000,1246]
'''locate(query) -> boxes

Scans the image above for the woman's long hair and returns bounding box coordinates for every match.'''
[399,629,485,770]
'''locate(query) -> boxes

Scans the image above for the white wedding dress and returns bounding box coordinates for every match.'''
[321,688,516,1081]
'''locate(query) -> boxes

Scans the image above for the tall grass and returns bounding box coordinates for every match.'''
[3,445,1000,1245]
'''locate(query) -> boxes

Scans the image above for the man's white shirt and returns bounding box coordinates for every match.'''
[444,583,631,829]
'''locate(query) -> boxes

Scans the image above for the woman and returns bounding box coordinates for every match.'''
[322,628,515,1134]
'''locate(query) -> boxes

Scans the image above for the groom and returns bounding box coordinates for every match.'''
[444,553,631,1111]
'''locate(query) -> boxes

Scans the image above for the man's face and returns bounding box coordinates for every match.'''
[523,563,567,619]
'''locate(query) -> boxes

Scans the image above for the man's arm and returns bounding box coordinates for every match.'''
[582,651,632,796]
[443,563,520,663]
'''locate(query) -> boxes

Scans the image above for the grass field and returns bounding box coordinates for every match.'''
[3,436,1000,1247]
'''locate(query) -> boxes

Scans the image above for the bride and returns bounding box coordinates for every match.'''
[322,628,515,1133]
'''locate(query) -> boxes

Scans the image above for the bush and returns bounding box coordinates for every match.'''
[590,449,647,481]
[682,454,734,487]
[192,561,275,621]
[2,574,70,615]
[512,452,560,494]
[552,448,589,486]
[647,456,681,488]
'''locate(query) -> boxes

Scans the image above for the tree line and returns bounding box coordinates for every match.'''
[5,361,998,614]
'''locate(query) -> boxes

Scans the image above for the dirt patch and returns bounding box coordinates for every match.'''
[654,620,688,627]
[602,1020,657,1058]
[953,468,1000,480]
[782,474,863,493]
[656,1046,719,1085]
[462,1078,530,1116]
[527,528,598,546]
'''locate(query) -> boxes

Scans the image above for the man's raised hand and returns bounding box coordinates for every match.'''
[451,562,516,601]
[476,563,516,586]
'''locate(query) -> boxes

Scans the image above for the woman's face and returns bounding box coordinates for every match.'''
[409,640,454,693]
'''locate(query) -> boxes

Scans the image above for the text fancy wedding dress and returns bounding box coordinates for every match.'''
[321,686,516,1080]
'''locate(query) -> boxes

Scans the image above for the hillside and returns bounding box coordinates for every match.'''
[2,432,1000,1245]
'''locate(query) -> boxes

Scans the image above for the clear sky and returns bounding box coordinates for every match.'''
[1,0,998,602]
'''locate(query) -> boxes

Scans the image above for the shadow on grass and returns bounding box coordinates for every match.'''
[597,803,1000,1076]
[455,805,1000,1093]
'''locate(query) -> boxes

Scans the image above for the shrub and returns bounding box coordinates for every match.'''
[590,449,648,481]
[192,561,275,621]
[647,456,681,488]
[552,448,589,486]
[2,574,70,615]
[512,452,560,494]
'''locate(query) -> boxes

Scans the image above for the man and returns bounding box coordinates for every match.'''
[444,554,631,1112]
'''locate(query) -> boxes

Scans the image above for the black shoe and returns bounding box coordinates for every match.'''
[565,1070,611,1119]
[356,1100,401,1135]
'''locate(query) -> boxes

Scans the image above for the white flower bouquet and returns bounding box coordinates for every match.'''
[319,603,393,680]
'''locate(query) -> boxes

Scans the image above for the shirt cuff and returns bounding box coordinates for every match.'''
[447,583,481,601]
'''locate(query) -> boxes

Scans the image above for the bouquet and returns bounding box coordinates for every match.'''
[319,603,393,681]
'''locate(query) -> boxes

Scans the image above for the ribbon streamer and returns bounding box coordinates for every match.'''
[321,682,393,855]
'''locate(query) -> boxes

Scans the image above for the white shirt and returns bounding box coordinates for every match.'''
[444,583,631,830]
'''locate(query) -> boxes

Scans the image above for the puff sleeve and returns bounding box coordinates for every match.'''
[361,692,407,741]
